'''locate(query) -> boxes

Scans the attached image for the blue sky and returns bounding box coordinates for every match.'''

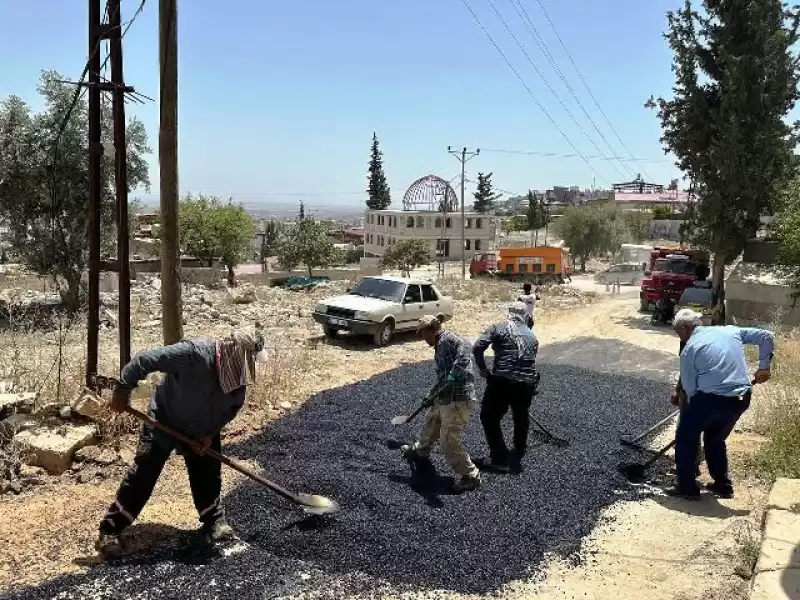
[0,0,685,209]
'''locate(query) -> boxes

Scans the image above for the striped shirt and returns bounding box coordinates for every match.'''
[431,331,476,404]
[473,318,539,384]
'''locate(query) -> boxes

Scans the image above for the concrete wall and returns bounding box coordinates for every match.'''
[649,219,682,240]
[725,262,800,327]
[236,267,362,286]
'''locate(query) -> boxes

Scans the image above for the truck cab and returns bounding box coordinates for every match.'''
[639,247,710,312]
[469,252,498,277]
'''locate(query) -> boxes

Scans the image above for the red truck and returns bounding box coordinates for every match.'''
[639,246,710,312]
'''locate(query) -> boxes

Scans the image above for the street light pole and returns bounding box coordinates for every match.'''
[448,146,480,279]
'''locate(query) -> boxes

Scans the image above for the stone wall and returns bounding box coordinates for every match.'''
[725,262,800,327]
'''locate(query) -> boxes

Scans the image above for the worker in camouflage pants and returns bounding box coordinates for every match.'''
[402,315,481,492]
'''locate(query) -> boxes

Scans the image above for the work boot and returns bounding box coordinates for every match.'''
[664,486,701,501]
[509,452,524,475]
[400,444,429,462]
[202,517,236,544]
[95,532,124,559]
[452,474,481,493]
[704,481,734,499]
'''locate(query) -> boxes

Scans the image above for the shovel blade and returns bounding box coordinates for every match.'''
[296,493,339,516]
[620,463,647,483]
[391,415,409,426]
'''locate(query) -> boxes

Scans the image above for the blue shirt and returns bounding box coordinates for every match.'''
[680,326,775,398]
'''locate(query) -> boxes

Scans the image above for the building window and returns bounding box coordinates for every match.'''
[466,219,472,229]
[519,263,529,273]
[465,240,471,251]
[532,263,542,273]
[407,217,415,228]
[546,263,556,273]
[476,218,483,229]
[416,216,424,228]
[475,240,481,251]
[445,218,452,228]
[435,217,442,229]
[505,263,514,273]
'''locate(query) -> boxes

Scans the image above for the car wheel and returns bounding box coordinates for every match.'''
[322,325,340,339]
[374,320,394,347]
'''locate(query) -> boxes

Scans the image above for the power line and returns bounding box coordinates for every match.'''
[506,0,635,178]
[531,0,653,181]
[457,0,611,187]
[482,147,672,163]
[482,0,625,181]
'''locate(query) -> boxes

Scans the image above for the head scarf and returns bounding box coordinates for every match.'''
[506,302,533,359]
[216,328,265,394]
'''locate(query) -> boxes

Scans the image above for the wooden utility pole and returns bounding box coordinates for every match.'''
[159,0,183,344]
[447,146,479,280]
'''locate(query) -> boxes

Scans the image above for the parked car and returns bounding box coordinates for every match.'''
[677,284,720,325]
[594,262,646,286]
[312,276,454,346]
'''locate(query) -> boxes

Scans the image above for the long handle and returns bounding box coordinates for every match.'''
[629,410,680,444]
[124,406,301,506]
[643,439,676,469]
[404,402,429,425]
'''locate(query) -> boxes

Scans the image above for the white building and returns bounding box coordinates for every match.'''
[363,209,500,261]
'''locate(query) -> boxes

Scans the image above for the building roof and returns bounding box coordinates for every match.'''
[365,208,493,217]
[613,191,690,205]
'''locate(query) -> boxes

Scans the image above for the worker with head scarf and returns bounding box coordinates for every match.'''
[473,302,540,474]
[95,328,267,558]
[401,315,481,493]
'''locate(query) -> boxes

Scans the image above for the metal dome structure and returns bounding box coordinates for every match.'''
[402,175,459,212]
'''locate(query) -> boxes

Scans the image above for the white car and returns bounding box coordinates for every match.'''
[312,276,454,346]
[594,262,646,286]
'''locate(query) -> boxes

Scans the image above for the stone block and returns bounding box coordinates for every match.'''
[13,425,97,474]
[751,569,800,600]
[757,510,800,572]
[768,478,800,512]
[0,393,36,419]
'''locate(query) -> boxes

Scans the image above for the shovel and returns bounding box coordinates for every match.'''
[620,439,676,482]
[123,406,339,516]
[620,410,680,451]
[390,378,450,426]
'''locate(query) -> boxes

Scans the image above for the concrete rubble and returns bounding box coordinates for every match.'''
[13,424,97,475]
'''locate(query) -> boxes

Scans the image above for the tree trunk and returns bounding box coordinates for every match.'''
[712,251,727,323]
[227,265,236,287]
[580,255,587,272]
[61,272,83,313]
[307,265,313,277]
[207,257,214,268]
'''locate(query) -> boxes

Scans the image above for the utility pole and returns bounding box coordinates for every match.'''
[447,146,479,279]
[86,0,102,387]
[159,0,183,344]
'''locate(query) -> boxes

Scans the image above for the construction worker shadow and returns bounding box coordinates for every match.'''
[611,313,680,338]
[312,329,420,352]
[652,494,751,519]
[782,550,800,599]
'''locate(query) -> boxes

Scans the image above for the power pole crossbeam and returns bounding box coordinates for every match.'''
[447,146,480,280]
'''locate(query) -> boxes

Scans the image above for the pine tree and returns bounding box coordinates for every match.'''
[366,132,391,210]
[648,0,800,313]
[299,200,306,221]
[473,172,501,213]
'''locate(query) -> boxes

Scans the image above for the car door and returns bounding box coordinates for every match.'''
[420,284,443,318]
[398,284,424,330]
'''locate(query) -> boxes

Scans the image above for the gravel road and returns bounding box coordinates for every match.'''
[5,337,679,600]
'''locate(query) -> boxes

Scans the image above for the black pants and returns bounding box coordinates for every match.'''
[675,391,750,495]
[99,424,224,535]
[525,315,534,329]
[480,375,535,464]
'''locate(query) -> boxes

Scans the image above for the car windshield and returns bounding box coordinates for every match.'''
[653,258,697,275]
[349,278,405,302]
[679,287,714,308]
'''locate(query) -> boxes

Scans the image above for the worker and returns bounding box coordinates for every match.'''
[669,309,774,500]
[95,329,268,558]
[473,302,540,474]
[516,282,539,328]
[401,316,481,493]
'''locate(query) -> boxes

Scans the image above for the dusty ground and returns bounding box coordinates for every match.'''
[0,274,772,599]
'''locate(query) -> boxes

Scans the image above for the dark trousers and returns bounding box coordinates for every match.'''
[525,315,534,329]
[675,390,750,495]
[480,375,535,464]
[99,424,224,535]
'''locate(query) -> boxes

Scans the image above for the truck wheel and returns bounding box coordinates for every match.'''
[374,321,394,347]
[322,325,340,339]
[639,297,650,312]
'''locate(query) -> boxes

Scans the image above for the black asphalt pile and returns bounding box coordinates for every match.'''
[7,338,678,600]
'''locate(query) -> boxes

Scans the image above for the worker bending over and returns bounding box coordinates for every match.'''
[96,329,267,557]
[473,302,540,474]
[670,309,773,500]
[402,316,481,492]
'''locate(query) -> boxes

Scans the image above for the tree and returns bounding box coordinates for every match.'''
[623,210,653,243]
[0,72,151,310]
[555,206,627,271]
[366,132,391,210]
[276,219,339,277]
[473,172,502,213]
[299,200,306,221]
[647,0,800,314]
[211,203,255,286]
[260,220,280,263]
[179,194,220,267]
[526,191,549,231]
[776,175,800,295]
[381,239,430,277]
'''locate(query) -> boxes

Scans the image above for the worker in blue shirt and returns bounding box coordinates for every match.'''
[669,309,774,500]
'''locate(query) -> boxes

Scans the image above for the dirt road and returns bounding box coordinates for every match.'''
[0,289,766,599]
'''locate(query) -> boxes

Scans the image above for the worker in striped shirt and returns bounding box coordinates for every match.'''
[473,302,540,474]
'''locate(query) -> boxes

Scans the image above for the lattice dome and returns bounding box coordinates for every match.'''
[402,175,459,212]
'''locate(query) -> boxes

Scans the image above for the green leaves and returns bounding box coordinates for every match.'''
[473,172,502,214]
[276,219,340,277]
[555,206,629,271]
[381,238,430,277]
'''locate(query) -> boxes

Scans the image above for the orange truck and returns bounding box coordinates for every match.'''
[470,246,572,284]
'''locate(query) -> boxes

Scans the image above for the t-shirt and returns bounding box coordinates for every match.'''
[517,294,536,317]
